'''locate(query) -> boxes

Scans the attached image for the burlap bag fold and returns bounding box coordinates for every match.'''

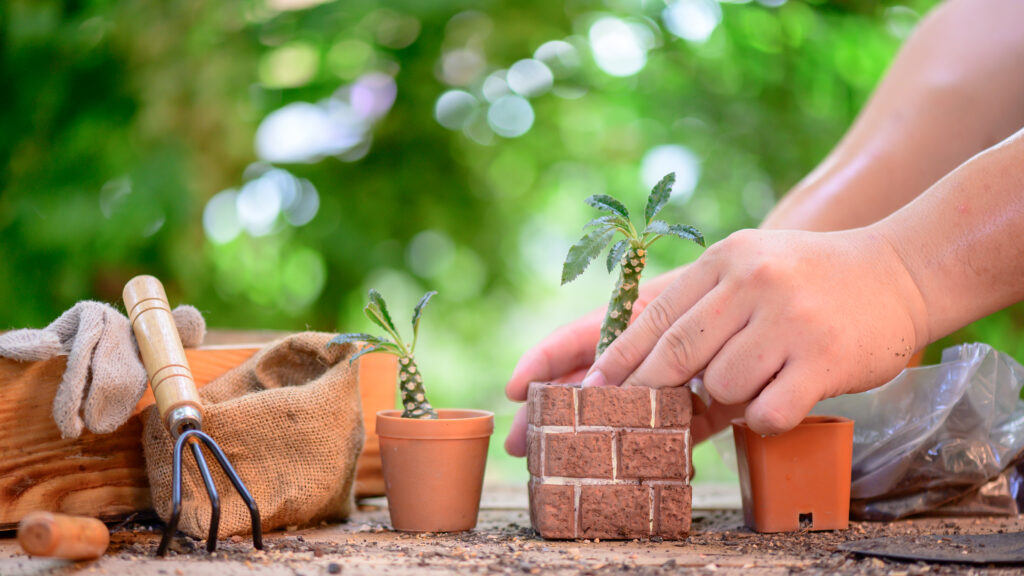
[142,332,364,539]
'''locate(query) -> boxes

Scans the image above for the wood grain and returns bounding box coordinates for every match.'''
[0,338,395,530]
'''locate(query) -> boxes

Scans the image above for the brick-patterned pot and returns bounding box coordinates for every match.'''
[377,409,493,532]
[732,415,854,533]
[526,382,693,540]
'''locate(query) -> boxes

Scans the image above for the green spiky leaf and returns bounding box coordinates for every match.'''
[365,289,398,335]
[645,219,669,235]
[561,226,616,285]
[348,345,385,365]
[645,172,675,225]
[585,194,630,219]
[585,215,624,230]
[411,291,437,339]
[328,333,390,348]
[666,224,706,247]
[606,239,629,273]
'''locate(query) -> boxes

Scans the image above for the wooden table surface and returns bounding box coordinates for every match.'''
[1,483,1022,576]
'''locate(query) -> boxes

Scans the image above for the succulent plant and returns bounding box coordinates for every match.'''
[561,172,705,359]
[329,289,438,419]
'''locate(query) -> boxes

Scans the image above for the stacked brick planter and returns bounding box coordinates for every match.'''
[527,382,692,540]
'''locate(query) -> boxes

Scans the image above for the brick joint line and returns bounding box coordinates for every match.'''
[532,476,689,486]
[649,388,656,428]
[528,424,687,434]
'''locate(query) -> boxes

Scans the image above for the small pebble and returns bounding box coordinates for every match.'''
[327,562,342,574]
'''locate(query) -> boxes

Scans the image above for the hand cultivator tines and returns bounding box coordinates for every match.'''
[124,275,262,557]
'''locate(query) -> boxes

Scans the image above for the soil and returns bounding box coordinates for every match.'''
[2,486,1024,575]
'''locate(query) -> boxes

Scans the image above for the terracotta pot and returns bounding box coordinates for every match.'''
[377,409,494,532]
[732,415,854,533]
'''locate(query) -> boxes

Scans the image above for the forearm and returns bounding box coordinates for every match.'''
[763,0,1024,232]
[876,127,1024,345]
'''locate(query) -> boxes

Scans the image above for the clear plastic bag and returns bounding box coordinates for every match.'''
[812,343,1024,520]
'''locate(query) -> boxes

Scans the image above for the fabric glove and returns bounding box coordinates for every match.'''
[0,301,205,438]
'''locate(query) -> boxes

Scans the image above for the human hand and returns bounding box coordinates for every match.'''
[583,228,929,437]
[503,272,680,456]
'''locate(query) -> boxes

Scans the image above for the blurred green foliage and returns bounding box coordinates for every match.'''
[12,0,1019,483]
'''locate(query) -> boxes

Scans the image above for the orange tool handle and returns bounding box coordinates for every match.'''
[17,512,110,560]
[123,275,202,434]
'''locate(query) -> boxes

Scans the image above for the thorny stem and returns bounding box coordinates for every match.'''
[398,356,438,419]
[595,243,647,359]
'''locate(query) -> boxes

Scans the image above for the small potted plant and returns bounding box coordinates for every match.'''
[527,174,706,540]
[561,172,705,357]
[330,290,493,533]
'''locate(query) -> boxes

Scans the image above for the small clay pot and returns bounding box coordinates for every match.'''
[732,415,854,533]
[377,409,494,532]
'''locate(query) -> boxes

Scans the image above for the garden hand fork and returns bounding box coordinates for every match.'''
[124,275,262,556]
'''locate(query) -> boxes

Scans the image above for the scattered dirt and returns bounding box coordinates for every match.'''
[81,506,1024,576]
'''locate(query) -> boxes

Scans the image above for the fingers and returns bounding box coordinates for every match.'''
[701,322,787,406]
[743,359,823,436]
[690,402,747,445]
[504,405,529,457]
[618,283,749,390]
[586,267,719,389]
[505,309,603,401]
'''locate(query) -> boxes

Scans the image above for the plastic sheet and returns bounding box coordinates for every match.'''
[813,343,1024,520]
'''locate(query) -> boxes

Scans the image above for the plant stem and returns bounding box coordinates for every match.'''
[398,355,438,419]
[596,244,647,359]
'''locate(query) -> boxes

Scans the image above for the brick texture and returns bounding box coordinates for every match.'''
[528,383,575,426]
[618,431,686,480]
[526,382,693,540]
[528,479,576,539]
[578,386,651,427]
[580,485,649,539]
[545,432,614,478]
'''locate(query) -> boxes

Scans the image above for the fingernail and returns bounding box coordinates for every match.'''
[581,369,607,388]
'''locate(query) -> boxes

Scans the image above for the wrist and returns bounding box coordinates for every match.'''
[856,225,933,352]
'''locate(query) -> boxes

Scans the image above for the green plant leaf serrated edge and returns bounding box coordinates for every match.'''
[667,223,705,247]
[606,239,629,273]
[561,226,617,285]
[365,289,401,339]
[585,194,630,219]
[645,172,675,225]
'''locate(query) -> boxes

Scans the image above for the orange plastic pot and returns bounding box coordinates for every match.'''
[377,409,494,532]
[732,415,854,533]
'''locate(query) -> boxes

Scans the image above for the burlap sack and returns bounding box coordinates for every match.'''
[142,332,364,539]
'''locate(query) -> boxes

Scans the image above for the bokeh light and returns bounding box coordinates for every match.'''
[407,230,456,279]
[487,95,535,138]
[588,16,650,77]
[259,42,319,89]
[506,59,554,98]
[663,0,723,43]
[641,144,700,203]
[435,90,479,130]
[533,40,581,77]
[203,190,242,245]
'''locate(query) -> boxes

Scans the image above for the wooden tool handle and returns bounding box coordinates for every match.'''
[123,275,202,434]
[18,512,110,560]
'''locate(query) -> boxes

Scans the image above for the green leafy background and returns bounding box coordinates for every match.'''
[7,0,1013,485]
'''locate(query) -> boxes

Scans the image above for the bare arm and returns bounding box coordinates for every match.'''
[764,0,1024,231]
[504,0,1024,454]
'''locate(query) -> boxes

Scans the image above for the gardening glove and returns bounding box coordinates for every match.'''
[0,300,205,438]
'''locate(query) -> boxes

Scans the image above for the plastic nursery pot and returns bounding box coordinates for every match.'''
[377,409,494,532]
[732,415,854,533]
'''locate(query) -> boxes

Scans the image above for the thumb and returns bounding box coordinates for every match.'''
[171,305,206,348]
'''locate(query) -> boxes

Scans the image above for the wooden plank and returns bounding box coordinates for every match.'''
[0,338,395,529]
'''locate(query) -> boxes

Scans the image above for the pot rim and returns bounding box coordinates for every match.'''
[377,409,494,440]
[731,414,853,430]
